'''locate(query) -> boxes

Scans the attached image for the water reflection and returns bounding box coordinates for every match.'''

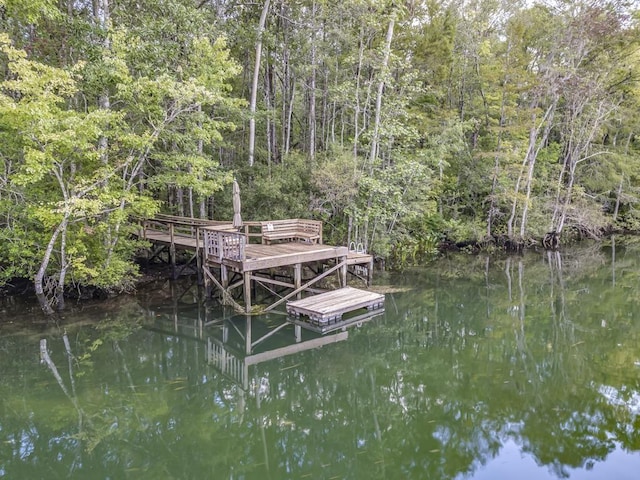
[1,242,640,479]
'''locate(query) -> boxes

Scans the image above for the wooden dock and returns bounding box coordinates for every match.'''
[139,215,376,316]
[287,286,385,323]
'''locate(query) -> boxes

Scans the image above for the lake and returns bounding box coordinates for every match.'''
[2,238,640,479]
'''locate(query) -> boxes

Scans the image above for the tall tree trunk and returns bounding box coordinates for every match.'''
[506,97,556,239]
[352,24,365,161]
[487,41,511,238]
[308,0,318,162]
[56,220,69,310]
[265,59,276,165]
[552,99,610,235]
[248,0,270,167]
[520,99,556,237]
[613,132,632,222]
[35,214,69,315]
[367,12,395,170]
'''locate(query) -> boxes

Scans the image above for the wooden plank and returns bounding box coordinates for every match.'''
[245,331,348,365]
[264,259,348,312]
[287,287,385,322]
[346,251,374,265]
[261,219,322,244]
[208,243,348,271]
[290,309,384,334]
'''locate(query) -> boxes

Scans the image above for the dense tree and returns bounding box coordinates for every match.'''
[1,0,640,310]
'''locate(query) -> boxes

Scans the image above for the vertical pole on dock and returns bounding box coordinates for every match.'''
[202,231,211,296]
[244,272,252,313]
[203,264,209,296]
[169,223,177,279]
[196,227,203,285]
[221,265,229,288]
[245,316,252,355]
[367,257,374,286]
[295,324,301,343]
[340,255,347,287]
[294,263,302,299]
[220,264,229,306]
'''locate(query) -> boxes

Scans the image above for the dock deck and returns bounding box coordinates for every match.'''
[139,215,376,316]
[287,286,385,323]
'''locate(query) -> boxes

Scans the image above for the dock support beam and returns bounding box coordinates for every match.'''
[340,256,347,287]
[294,263,302,300]
[244,272,252,313]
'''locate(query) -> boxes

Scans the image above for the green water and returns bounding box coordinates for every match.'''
[2,239,640,479]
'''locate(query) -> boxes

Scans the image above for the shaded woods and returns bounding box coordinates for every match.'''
[1,0,640,311]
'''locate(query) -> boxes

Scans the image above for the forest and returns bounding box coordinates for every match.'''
[1,0,639,310]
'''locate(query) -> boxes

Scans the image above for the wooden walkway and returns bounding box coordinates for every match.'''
[138,215,377,317]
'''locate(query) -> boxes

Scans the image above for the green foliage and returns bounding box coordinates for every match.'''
[2,0,640,300]
[230,153,313,221]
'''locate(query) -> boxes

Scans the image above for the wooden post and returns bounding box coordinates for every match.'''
[295,324,302,343]
[221,264,229,306]
[294,263,302,300]
[203,264,211,297]
[244,272,252,313]
[245,316,252,355]
[340,255,347,287]
[169,223,177,279]
[367,257,374,286]
[221,265,229,288]
[196,226,203,285]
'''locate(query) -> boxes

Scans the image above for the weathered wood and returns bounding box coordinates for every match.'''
[287,286,385,323]
[347,251,374,286]
[244,272,252,313]
[261,219,322,244]
[249,274,325,294]
[202,267,244,312]
[141,215,375,317]
[290,309,384,334]
[203,227,246,262]
[264,259,347,312]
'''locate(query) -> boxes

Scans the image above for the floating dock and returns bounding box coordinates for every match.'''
[286,286,385,326]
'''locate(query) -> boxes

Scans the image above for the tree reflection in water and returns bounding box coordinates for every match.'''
[1,240,640,479]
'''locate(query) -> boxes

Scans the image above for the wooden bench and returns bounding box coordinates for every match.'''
[261,219,323,245]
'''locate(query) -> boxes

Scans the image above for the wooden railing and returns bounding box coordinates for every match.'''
[140,215,233,242]
[207,338,245,386]
[203,226,246,262]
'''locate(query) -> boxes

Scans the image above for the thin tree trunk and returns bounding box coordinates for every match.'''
[487,41,511,238]
[176,187,184,216]
[248,0,270,167]
[308,0,318,162]
[520,99,556,237]
[368,13,395,170]
[265,59,276,165]
[353,24,365,161]
[56,220,69,310]
[613,132,632,222]
[285,80,295,157]
[506,97,555,238]
[35,214,69,315]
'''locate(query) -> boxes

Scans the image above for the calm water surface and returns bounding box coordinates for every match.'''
[2,239,640,479]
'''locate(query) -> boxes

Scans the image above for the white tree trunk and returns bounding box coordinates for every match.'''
[248,0,270,167]
[367,13,395,170]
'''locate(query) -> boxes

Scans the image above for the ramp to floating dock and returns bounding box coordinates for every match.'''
[287,286,385,324]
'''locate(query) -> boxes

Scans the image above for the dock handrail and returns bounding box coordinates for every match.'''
[139,215,233,241]
[203,226,246,262]
[349,241,366,254]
